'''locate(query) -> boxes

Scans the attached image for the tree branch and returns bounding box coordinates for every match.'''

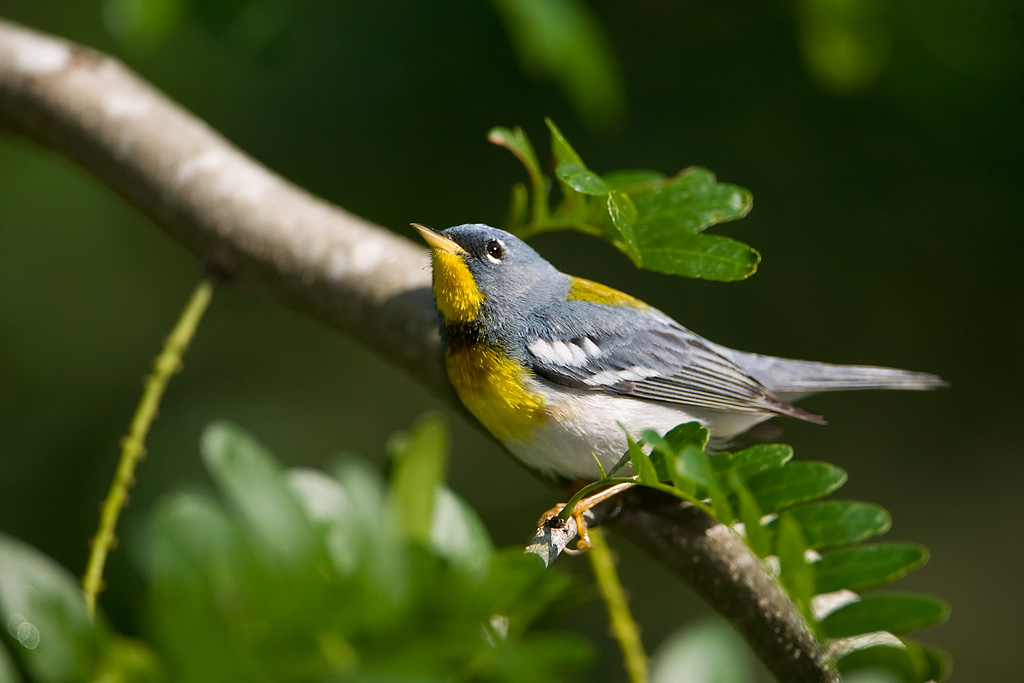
[0,18,837,683]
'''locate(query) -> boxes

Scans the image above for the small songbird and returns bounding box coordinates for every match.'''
[415,223,945,482]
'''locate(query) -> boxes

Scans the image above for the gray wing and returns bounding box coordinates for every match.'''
[523,309,824,424]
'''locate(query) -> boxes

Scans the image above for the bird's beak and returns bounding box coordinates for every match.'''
[412,223,465,255]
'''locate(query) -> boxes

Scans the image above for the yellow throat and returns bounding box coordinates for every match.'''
[413,224,484,324]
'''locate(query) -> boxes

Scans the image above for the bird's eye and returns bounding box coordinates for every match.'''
[484,239,505,262]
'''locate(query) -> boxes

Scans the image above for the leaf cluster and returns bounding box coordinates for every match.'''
[489,119,759,281]
[606,423,951,682]
[0,417,589,683]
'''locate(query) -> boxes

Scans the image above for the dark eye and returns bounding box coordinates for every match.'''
[484,239,505,262]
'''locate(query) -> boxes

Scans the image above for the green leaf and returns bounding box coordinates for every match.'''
[650,619,754,683]
[545,117,584,166]
[747,461,847,514]
[675,444,718,492]
[0,641,20,683]
[836,640,932,683]
[489,125,548,225]
[664,421,710,451]
[387,412,450,544]
[287,468,360,575]
[146,420,591,682]
[200,422,319,566]
[780,500,891,549]
[430,486,494,574]
[602,169,667,191]
[0,535,100,682]
[492,1,625,130]
[144,494,267,681]
[643,428,708,491]
[506,181,530,229]
[104,0,184,46]
[607,190,641,266]
[814,543,929,594]
[820,593,951,639]
[775,512,814,617]
[488,125,543,180]
[636,233,761,281]
[627,431,660,485]
[919,641,953,682]
[625,167,758,280]
[631,167,753,235]
[556,160,610,195]
[711,443,793,481]
[731,477,770,558]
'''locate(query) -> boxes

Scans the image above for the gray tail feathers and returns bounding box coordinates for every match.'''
[713,346,947,401]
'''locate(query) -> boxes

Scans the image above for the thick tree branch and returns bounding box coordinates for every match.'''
[0,18,837,682]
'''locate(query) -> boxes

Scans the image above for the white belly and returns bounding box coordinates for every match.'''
[501,384,769,480]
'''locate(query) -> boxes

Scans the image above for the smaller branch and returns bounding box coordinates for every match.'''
[587,527,648,683]
[83,280,214,616]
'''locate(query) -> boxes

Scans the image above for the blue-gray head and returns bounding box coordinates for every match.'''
[414,223,566,326]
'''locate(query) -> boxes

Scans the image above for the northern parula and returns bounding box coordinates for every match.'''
[415,223,945,481]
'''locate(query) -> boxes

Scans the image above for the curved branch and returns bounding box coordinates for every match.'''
[0,18,837,683]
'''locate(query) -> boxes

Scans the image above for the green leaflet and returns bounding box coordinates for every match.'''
[492,0,624,130]
[628,431,661,486]
[776,512,815,619]
[0,535,160,682]
[630,167,752,235]
[711,443,793,481]
[387,412,450,544]
[492,119,758,280]
[820,593,951,639]
[607,190,642,265]
[747,461,847,513]
[557,160,611,195]
[814,543,929,593]
[836,640,933,683]
[835,637,950,683]
[201,421,320,568]
[779,499,891,549]
[732,475,770,558]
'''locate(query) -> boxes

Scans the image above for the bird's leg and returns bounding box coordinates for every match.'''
[537,481,636,554]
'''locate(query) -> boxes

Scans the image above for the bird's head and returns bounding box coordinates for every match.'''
[414,223,565,325]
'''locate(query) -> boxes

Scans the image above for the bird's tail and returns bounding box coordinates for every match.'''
[713,346,947,401]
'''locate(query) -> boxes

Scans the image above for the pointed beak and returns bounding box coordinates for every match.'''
[412,223,464,255]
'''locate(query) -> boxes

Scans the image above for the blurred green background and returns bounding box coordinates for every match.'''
[1,0,1020,680]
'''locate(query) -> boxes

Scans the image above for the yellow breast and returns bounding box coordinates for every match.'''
[445,343,547,444]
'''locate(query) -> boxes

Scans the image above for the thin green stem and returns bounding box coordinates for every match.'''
[559,477,637,521]
[82,279,214,617]
[587,527,648,683]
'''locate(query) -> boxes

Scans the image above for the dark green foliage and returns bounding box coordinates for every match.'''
[620,423,950,682]
[0,537,158,683]
[836,639,951,683]
[814,543,929,594]
[489,120,758,281]
[776,500,891,549]
[747,461,847,513]
[0,419,590,682]
[489,0,625,130]
[820,593,950,639]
